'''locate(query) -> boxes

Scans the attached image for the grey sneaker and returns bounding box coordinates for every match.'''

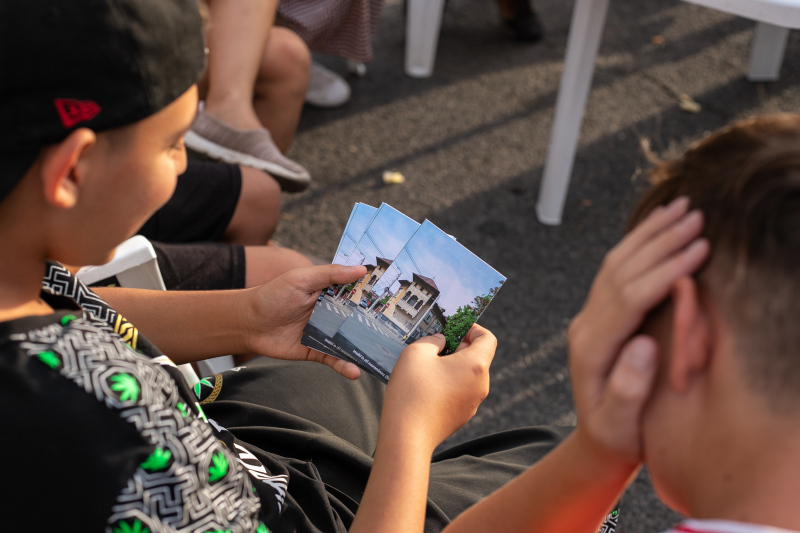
[306,62,351,108]
[185,110,311,192]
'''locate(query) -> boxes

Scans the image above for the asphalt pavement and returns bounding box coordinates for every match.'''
[274,1,800,530]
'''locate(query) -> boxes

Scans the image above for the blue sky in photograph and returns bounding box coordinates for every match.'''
[332,203,378,264]
[343,204,419,268]
[372,220,506,318]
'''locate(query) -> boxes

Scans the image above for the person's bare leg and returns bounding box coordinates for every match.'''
[243,245,314,288]
[253,27,311,152]
[222,166,280,245]
[203,0,277,131]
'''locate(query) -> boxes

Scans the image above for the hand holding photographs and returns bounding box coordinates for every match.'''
[303,205,505,383]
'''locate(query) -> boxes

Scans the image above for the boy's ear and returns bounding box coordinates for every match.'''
[668,276,712,393]
[40,128,96,209]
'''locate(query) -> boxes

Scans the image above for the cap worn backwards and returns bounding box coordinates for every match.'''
[0,0,207,201]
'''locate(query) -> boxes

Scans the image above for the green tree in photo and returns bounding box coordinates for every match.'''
[442,282,503,354]
[443,306,479,354]
[469,282,503,316]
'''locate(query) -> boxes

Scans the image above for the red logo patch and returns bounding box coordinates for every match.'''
[54,98,101,128]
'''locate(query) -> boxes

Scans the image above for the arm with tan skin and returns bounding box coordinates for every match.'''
[442,197,710,533]
[93,264,367,378]
[96,260,497,532]
[94,200,706,533]
[350,326,497,533]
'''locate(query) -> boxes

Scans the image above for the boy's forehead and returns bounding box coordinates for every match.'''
[0,0,206,198]
[137,86,199,138]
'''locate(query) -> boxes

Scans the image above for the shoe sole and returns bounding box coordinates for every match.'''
[184,130,311,192]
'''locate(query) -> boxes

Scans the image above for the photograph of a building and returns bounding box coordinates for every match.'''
[332,220,505,382]
[331,203,377,266]
[302,203,419,361]
[348,256,394,307]
[380,273,440,335]
[409,303,447,342]
[303,202,378,359]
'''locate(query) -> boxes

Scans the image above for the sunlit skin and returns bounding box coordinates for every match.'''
[45,86,199,267]
[0,86,198,322]
[640,278,800,530]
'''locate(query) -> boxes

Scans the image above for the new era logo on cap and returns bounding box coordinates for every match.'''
[54,98,101,128]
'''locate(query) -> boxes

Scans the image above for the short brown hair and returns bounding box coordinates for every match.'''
[629,114,800,411]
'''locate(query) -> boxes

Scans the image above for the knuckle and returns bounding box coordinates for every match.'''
[479,383,490,402]
[471,360,489,378]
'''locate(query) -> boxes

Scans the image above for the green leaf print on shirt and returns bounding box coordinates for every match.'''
[256,523,269,533]
[193,378,212,398]
[208,451,229,482]
[37,350,61,369]
[60,314,77,326]
[112,518,150,533]
[176,401,190,418]
[110,373,140,402]
[141,448,172,472]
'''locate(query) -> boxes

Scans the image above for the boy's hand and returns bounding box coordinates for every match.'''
[242,264,367,380]
[569,197,709,466]
[381,325,497,453]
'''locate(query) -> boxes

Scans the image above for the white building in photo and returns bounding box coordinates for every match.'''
[381,273,440,333]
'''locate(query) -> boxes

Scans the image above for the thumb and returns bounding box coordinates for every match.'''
[292,264,367,292]
[408,333,446,356]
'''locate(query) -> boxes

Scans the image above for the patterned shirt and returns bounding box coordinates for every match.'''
[0,263,283,532]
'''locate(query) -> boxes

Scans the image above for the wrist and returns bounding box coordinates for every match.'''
[572,426,641,478]
[379,404,439,457]
[238,287,261,355]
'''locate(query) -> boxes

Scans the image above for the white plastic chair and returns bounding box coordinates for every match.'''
[75,235,235,382]
[405,0,447,78]
[535,0,800,225]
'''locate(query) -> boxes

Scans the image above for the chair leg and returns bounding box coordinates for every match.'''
[405,0,446,78]
[536,0,611,225]
[747,21,790,82]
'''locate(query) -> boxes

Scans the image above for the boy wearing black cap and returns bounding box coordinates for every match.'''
[0,1,576,532]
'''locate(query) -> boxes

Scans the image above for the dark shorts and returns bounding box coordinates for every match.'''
[200,357,574,532]
[138,160,242,243]
[151,241,246,291]
[137,160,246,291]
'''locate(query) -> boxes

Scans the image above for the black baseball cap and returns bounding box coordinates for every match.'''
[0,0,207,202]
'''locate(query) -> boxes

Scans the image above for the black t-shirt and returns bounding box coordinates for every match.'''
[0,263,283,531]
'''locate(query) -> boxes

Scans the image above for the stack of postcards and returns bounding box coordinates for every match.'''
[302,203,506,383]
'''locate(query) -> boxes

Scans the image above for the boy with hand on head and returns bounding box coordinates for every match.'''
[444,114,800,533]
